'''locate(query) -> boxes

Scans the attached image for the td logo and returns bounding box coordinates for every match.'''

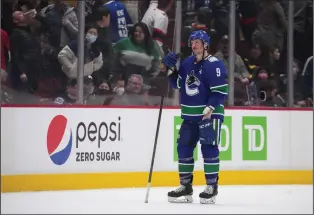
[173,116,232,161]
[242,116,267,160]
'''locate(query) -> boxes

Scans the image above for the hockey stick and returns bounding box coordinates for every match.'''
[144,53,180,203]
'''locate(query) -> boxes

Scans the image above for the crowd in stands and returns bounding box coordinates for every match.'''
[0,0,313,107]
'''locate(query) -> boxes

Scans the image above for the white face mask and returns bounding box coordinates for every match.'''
[86,33,97,43]
[115,87,125,95]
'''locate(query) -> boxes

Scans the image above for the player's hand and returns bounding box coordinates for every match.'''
[202,112,212,120]
[162,52,178,68]
[202,107,213,120]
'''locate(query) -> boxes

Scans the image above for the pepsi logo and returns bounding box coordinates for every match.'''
[47,115,72,165]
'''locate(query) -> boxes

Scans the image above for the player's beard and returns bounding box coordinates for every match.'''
[193,49,204,61]
[194,49,209,62]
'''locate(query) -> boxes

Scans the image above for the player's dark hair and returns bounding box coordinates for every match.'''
[130,22,154,55]
[94,5,110,22]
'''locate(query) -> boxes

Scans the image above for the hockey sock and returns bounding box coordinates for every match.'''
[201,145,219,185]
[178,156,194,185]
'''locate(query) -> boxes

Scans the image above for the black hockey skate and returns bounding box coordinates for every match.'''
[199,185,218,204]
[168,184,193,203]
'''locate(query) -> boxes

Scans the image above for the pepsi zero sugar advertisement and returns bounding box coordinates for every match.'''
[47,115,121,165]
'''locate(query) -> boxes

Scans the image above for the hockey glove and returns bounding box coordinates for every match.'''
[162,52,178,68]
[198,119,217,146]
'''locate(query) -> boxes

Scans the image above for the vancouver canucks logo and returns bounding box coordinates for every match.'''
[185,70,200,96]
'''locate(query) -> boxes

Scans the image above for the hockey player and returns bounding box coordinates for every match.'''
[162,30,228,204]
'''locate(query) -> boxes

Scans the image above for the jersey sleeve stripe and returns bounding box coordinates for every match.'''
[211,90,228,95]
[153,28,166,44]
[210,85,228,94]
[210,84,228,90]
[153,28,166,36]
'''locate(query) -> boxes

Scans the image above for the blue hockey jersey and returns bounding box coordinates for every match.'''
[104,1,133,43]
[168,55,228,121]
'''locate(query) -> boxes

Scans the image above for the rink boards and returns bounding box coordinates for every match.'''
[1,107,313,192]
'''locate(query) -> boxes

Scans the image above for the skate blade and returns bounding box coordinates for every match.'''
[168,195,193,203]
[200,196,216,204]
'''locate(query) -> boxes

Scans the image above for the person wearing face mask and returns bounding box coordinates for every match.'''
[57,23,103,80]
[53,76,95,105]
[109,74,150,106]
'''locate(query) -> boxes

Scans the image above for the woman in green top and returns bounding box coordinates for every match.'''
[112,22,163,85]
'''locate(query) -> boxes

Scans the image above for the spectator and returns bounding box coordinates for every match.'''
[270,46,280,61]
[17,0,49,12]
[104,0,133,43]
[1,0,18,35]
[57,23,103,79]
[109,74,149,105]
[40,0,78,48]
[54,76,95,105]
[268,45,282,84]
[83,0,106,23]
[123,0,140,24]
[281,0,313,63]
[53,78,77,105]
[243,42,264,79]
[215,35,250,84]
[181,7,218,59]
[91,6,113,90]
[10,10,43,93]
[210,0,242,45]
[1,29,11,72]
[215,35,250,105]
[300,56,313,104]
[238,0,259,42]
[142,0,173,48]
[252,67,271,83]
[17,0,51,36]
[112,22,162,85]
[291,59,308,107]
[257,79,286,107]
[252,0,287,52]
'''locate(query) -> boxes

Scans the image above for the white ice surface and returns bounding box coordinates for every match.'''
[1,185,313,214]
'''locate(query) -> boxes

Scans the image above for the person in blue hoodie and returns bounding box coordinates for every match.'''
[103,0,133,43]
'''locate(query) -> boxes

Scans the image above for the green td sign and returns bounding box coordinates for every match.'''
[242,116,267,160]
[173,116,267,161]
